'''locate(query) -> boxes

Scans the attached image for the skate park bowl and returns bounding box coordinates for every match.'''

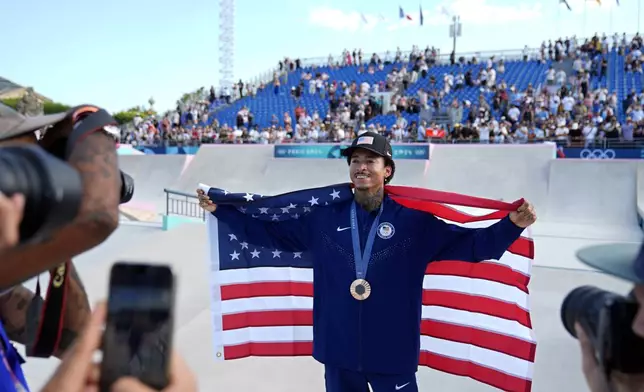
[20,143,644,391]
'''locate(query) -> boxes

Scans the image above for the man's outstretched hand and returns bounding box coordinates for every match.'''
[509,200,536,228]
[196,189,217,213]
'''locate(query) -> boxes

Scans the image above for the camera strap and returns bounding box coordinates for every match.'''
[25,261,70,358]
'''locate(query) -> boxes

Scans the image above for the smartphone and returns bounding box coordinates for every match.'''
[99,262,176,392]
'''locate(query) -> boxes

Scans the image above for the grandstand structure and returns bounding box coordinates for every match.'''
[201,40,638,132]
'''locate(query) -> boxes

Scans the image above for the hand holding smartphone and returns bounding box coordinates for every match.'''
[40,261,196,392]
[100,262,176,392]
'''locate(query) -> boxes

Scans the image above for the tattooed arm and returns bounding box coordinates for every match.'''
[0,264,90,358]
[0,130,120,288]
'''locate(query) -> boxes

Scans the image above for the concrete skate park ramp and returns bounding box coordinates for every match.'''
[118,155,193,221]
[172,145,275,194]
[425,143,555,211]
[545,160,639,227]
[425,144,644,271]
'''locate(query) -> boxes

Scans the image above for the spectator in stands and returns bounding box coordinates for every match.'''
[447,99,463,127]
[121,36,644,147]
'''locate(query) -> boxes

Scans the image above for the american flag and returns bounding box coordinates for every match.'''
[201,183,536,392]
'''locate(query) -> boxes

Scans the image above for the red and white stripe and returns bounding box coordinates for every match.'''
[206,200,536,392]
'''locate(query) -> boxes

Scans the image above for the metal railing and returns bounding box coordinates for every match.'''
[163,189,206,220]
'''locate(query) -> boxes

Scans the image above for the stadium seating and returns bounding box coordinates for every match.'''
[205,48,637,129]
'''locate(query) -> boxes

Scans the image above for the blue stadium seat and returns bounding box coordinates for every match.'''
[210,50,641,129]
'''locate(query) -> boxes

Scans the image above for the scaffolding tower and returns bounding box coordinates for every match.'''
[219,0,235,91]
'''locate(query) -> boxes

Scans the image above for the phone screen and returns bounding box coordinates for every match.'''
[100,263,175,391]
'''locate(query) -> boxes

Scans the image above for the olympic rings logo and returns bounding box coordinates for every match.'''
[579,149,616,160]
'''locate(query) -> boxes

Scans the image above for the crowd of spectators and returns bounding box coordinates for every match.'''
[120,33,644,147]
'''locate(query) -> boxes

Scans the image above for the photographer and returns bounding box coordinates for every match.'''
[0,103,127,361]
[568,243,644,392]
[0,103,121,287]
[0,194,196,391]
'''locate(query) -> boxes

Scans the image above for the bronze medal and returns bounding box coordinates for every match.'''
[350,278,371,301]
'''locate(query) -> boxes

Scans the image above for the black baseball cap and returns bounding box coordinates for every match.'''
[576,242,644,284]
[0,102,66,141]
[341,131,393,161]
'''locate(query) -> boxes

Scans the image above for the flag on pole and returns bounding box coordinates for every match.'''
[419,4,424,25]
[399,6,413,20]
[560,0,572,10]
[360,12,368,24]
[203,183,537,392]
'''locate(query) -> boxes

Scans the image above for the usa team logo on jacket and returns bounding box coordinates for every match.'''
[377,222,395,239]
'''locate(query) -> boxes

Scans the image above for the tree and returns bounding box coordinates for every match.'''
[112,106,157,125]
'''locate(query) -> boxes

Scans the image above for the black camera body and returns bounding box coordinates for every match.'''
[561,285,644,374]
[0,144,135,244]
[0,144,83,244]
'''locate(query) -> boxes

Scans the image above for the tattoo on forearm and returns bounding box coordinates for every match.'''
[0,287,35,344]
[69,264,86,293]
[70,131,119,182]
[68,267,91,321]
[68,131,120,239]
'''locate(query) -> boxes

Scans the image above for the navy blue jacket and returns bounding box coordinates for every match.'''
[213,194,524,375]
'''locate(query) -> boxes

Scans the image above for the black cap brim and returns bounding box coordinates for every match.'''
[576,243,644,284]
[341,145,387,159]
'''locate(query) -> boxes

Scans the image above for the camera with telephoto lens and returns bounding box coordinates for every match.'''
[561,285,644,374]
[0,144,135,245]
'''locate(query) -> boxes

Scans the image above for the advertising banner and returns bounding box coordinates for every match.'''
[560,147,644,160]
[273,144,430,160]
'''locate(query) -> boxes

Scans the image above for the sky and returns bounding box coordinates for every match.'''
[0,0,639,113]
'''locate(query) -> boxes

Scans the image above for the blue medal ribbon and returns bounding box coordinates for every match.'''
[350,201,384,280]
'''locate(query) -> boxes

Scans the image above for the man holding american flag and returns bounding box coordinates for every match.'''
[196,131,537,392]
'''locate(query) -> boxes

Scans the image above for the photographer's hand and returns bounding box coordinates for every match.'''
[0,193,25,251]
[40,302,106,392]
[576,323,644,392]
[110,351,197,392]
